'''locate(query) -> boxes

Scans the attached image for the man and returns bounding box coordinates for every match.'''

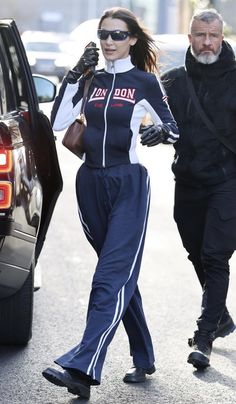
[140,8,236,370]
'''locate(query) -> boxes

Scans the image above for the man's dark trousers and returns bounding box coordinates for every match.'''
[174,178,236,331]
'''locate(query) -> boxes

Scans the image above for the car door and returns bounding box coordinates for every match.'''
[0,19,63,263]
[0,19,63,344]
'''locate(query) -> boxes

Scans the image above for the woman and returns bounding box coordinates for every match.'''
[42,7,179,399]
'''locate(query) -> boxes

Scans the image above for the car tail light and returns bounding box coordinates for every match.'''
[0,149,12,173]
[0,182,12,209]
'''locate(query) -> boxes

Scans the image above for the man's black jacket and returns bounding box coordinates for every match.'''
[161,41,236,186]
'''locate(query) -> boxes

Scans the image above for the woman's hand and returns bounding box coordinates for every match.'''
[66,43,99,83]
[140,124,165,146]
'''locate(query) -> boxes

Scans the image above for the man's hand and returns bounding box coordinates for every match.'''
[66,43,99,83]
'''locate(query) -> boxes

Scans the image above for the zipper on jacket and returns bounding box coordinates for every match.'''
[102,62,116,167]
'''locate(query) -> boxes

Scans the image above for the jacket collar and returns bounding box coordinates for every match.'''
[105,55,134,74]
[185,40,236,78]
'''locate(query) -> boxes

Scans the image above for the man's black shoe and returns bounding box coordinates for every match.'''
[214,315,236,339]
[123,365,156,383]
[188,314,236,347]
[187,330,213,369]
[42,367,90,399]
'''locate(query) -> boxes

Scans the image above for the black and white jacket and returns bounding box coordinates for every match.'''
[51,55,179,168]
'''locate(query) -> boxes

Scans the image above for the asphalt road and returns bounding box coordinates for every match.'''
[0,136,236,404]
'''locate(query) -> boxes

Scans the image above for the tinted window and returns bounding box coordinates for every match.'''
[0,59,7,115]
[0,28,29,114]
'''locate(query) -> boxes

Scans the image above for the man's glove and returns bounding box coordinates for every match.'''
[140,124,170,147]
[66,43,99,83]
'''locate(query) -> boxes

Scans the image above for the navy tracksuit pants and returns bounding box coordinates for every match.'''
[55,163,155,384]
[174,178,236,332]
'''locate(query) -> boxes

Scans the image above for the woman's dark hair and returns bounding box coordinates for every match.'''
[98,7,159,73]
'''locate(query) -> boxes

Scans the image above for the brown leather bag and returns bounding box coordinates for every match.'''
[62,77,93,159]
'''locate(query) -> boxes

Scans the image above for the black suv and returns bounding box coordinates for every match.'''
[0,19,63,345]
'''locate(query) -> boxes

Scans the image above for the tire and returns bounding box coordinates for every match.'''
[0,269,34,345]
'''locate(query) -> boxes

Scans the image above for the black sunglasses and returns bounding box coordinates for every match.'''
[97,29,131,41]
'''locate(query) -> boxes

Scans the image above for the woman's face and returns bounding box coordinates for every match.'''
[99,17,137,61]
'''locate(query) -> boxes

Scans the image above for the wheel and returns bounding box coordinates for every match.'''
[0,269,34,345]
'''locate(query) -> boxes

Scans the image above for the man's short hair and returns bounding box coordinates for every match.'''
[189,8,224,33]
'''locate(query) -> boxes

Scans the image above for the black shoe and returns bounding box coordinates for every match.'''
[42,367,90,399]
[188,314,236,347]
[214,315,236,339]
[187,330,214,369]
[123,365,156,383]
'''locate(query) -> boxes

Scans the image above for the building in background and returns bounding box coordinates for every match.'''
[1,0,138,33]
[157,0,179,34]
[0,0,185,34]
[1,0,236,36]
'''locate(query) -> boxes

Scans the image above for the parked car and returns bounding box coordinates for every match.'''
[21,30,76,81]
[0,19,63,345]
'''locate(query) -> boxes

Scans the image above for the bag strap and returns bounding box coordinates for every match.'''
[186,72,236,154]
[80,76,93,115]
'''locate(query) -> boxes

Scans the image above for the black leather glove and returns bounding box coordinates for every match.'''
[140,124,170,146]
[66,42,99,84]
[139,124,153,135]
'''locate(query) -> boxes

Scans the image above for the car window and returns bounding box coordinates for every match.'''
[0,57,7,115]
[25,42,60,53]
[0,36,16,115]
[0,27,29,114]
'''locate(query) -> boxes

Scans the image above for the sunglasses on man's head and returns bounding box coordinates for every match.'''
[97,29,131,41]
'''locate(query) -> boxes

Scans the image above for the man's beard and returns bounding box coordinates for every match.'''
[191,46,222,64]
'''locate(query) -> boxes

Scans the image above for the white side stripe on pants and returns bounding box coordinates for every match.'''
[87,175,150,380]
